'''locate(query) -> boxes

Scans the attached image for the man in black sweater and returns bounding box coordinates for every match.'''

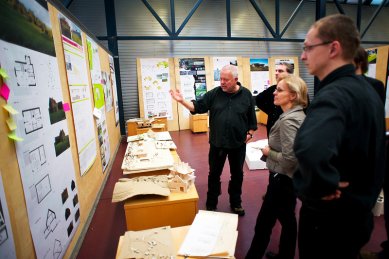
[294,14,386,259]
[255,62,293,136]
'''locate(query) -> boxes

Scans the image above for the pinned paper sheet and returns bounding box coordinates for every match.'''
[6,118,16,131]
[63,102,70,111]
[0,68,9,79]
[1,83,10,101]
[93,107,102,119]
[8,132,23,142]
[3,104,18,115]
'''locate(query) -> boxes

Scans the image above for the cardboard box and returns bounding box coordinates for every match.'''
[245,139,268,170]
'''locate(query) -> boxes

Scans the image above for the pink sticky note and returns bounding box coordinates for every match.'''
[1,83,10,101]
[63,103,70,111]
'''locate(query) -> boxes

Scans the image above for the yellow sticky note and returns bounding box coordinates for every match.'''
[3,104,18,115]
[0,68,8,79]
[6,118,16,131]
[8,132,23,142]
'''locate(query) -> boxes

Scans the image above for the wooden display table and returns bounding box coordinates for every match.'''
[256,110,268,125]
[123,185,198,231]
[189,113,208,133]
[127,116,168,136]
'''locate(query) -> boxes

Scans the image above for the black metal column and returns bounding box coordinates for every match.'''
[104,0,125,135]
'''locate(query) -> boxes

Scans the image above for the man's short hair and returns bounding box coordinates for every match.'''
[354,46,368,74]
[278,62,294,74]
[222,64,238,78]
[313,14,360,61]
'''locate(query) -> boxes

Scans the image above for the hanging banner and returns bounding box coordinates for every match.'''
[58,13,96,176]
[139,58,173,119]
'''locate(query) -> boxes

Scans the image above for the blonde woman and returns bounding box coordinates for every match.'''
[246,74,308,259]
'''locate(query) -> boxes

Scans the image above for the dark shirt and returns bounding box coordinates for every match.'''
[293,64,386,210]
[363,75,385,103]
[254,85,283,136]
[192,85,257,149]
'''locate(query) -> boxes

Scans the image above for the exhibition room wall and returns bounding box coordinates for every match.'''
[68,0,389,125]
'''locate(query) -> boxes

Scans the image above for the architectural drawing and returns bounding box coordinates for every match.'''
[14,55,36,87]
[61,188,68,204]
[25,145,46,173]
[53,239,63,259]
[0,203,8,245]
[74,209,80,222]
[65,208,71,220]
[22,107,43,134]
[36,174,52,204]
[67,221,73,237]
[44,209,58,239]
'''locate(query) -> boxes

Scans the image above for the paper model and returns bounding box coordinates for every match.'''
[117,226,175,259]
[167,162,195,193]
[121,140,174,174]
[155,140,177,150]
[112,175,170,202]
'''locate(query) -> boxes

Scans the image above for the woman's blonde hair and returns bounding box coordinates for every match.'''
[278,74,308,108]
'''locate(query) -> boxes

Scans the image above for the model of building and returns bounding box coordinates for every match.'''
[167,162,195,193]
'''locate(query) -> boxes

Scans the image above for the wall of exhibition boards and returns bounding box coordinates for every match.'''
[366,46,389,130]
[0,1,121,258]
[136,56,299,131]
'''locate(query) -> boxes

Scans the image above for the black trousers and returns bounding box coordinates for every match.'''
[298,200,373,259]
[246,172,297,259]
[206,143,246,208]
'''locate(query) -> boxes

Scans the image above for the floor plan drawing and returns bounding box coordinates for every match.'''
[22,107,43,134]
[53,239,63,259]
[44,209,58,239]
[14,55,36,88]
[0,206,9,246]
[36,175,51,204]
[25,145,46,173]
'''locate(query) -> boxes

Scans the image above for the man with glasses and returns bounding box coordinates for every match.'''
[293,14,386,259]
[255,62,293,136]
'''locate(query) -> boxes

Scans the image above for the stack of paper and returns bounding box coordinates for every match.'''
[178,210,238,258]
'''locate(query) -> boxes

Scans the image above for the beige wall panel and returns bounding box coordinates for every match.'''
[0,4,122,258]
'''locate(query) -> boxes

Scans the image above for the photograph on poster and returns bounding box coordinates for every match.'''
[212,57,237,87]
[54,129,70,157]
[0,0,55,56]
[179,58,207,100]
[48,97,66,124]
[250,58,269,95]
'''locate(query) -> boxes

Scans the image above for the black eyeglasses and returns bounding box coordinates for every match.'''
[302,41,333,52]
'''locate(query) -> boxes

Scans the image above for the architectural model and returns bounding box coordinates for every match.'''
[168,162,195,193]
[121,140,174,174]
[118,226,175,259]
[112,175,170,202]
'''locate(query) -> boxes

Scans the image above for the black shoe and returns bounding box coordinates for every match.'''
[230,206,245,216]
[206,206,217,211]
[265,251,280,259]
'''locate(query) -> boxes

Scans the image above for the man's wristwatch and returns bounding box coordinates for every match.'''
[247,132,253,139]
